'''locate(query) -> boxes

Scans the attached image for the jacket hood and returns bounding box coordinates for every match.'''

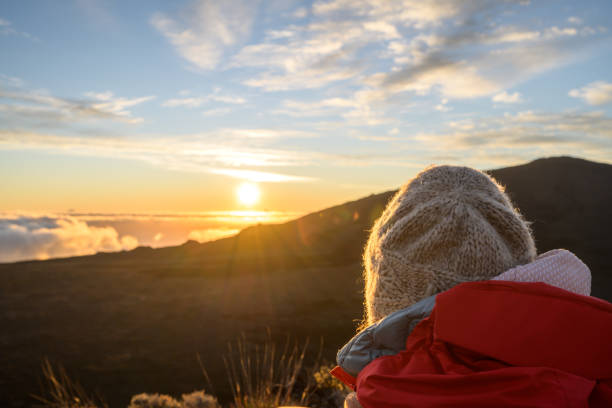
[336,249,593,380]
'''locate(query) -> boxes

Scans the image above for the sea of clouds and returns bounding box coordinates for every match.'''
[0,211,299,263]
[0,215,138,263]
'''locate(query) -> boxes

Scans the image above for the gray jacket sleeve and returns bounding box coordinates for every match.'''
[336,295,436,378]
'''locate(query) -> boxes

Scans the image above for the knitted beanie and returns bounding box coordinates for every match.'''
[364,165,536,325]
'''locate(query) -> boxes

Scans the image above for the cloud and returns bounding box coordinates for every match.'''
[0,83,155,125]
[435,98,451,111]
[231,13,414,91]
[64,210,300,223]
[209,168,313,182]
[569,81,612,105]
[0,128,317,182]
[0,211,301,251]
[381,56,500,98]
[492,91,523,103]
[0,17,37,40]
[232,1,537,94]
[377,23,597,100]
[202,107,231,116]
[413,111,612,165]
[0,73,24,87]
[0,215,138,263]
[312,0,461,27]
[277,88,390,125]
[187,228,239,243]
[162,90,246,108]
[151,0,257,70]
[84,91,155,123]
[218,128,317,139]
[162,97,207,108]
[292,7,308,18]
[149,0,602,122]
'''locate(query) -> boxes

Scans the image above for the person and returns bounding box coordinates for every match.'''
[330,165,612,407]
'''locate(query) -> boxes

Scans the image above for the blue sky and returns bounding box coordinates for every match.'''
[0,0,611,259]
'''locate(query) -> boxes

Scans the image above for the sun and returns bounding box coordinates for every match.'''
[236,183,260,206]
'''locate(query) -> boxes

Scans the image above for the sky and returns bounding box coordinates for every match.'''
[1,0,611,261]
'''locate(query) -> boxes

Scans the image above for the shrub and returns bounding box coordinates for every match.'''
[310,363,350,408]
[127,391,220,408]
[181,391,220,408]
[127,393,182,408]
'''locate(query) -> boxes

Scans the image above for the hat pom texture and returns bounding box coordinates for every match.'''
[364,165,536,325]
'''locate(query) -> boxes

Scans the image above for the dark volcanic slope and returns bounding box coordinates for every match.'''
[489,157,612,300]
[0,156,610,407]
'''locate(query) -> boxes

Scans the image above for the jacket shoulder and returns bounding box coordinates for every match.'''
[337,295,435,377]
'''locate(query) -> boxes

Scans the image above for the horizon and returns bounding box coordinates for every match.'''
[1,0,612,262]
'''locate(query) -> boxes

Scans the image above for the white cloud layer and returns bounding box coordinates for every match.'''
[569,81,612,105]
[0,215,138,263]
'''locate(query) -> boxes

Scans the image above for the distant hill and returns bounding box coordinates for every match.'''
[489,156,612,299]
[1,156,610,407]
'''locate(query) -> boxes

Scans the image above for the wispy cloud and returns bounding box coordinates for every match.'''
[231,7,422,91]
[492,91,523,104]
[0,128,316,182]
[216,0,605,134]
[0,215,137,263]
[151,0,257,70]
[377,21,598,100]
[0,80,155,125]
[569,81,612,105]
[162,89,247,108]
[277,89,390,125]
[84,91,156,123]
[410,110,612,167]
[202,107,231,116]
[0,16,37,40]
[209,168,313,182]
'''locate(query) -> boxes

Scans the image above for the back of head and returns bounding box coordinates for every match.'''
[364,165,536,325]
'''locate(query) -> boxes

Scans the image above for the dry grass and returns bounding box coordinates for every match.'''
[223,333,318,408]
[34,359,108,408]
[32,333,346,408]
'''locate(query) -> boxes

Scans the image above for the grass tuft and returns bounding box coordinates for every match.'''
[34,358,108,408]
[223,333,314,408]
[33,334,348,408]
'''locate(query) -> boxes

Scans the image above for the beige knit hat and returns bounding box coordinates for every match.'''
[364,165,536,325]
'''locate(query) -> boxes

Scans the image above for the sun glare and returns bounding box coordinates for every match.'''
[236,183,260,206]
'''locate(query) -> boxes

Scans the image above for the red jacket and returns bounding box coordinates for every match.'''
[336,281,612,407]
